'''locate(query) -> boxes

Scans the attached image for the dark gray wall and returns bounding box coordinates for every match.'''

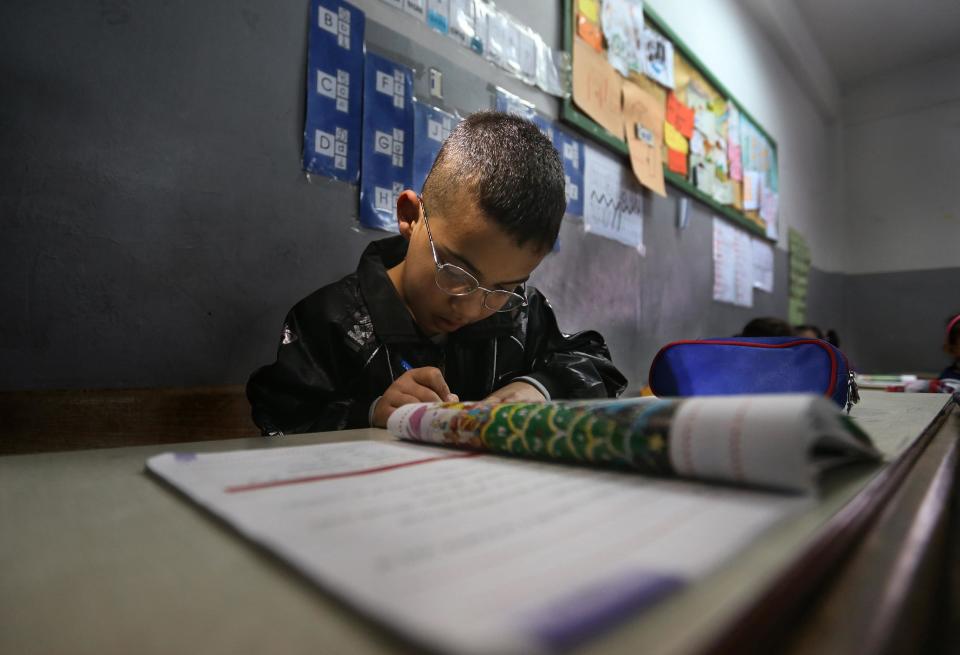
[843,268,960,375]
[1,0,379,389]
[1,0,946,394]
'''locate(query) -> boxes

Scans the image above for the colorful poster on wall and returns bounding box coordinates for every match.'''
[302,0,365,182]
[740,113,777,192]
[666,92,694,139]
[726,103,743,182]
[583,141,645,253]
[359,53,414,231]
[565,2,780,242]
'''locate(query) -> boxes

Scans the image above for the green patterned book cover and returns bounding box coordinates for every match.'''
[388,395,880,492]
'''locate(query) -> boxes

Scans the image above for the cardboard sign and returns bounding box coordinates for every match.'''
[622,80,665,197]
[572,37,624,139]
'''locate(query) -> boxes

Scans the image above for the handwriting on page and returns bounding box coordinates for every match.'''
[148,441,803,653]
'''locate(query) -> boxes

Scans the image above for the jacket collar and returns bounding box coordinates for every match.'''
[357,236,516,344]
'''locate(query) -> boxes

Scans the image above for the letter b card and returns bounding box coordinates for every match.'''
[303,0,364,182]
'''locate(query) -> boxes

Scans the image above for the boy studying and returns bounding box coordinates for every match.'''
[247,112,628,434]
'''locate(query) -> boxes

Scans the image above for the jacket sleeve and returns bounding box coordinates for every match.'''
[515,289,628,399]
[246,298,378,435]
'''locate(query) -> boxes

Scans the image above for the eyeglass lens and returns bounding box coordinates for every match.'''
[435,265,524,311]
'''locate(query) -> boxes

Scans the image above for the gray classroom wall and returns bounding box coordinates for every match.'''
[840,52,960,374]
[0,0,953,395]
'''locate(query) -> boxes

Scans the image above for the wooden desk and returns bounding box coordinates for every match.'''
[2,392,957,655]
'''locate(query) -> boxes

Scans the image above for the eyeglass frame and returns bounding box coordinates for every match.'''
[418,196,528,313]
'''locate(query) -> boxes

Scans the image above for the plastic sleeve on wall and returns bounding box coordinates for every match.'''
[448,0,475,48]
[535,36,569,97]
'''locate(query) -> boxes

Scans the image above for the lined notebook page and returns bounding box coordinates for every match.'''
[148,441,805,654]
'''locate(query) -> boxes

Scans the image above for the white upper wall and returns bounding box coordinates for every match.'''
[841,51,960,274]
[646,0,846,271]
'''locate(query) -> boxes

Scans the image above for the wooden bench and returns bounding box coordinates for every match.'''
[0,386,257,455]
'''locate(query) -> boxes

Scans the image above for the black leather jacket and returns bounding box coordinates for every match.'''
[247,236,627,434]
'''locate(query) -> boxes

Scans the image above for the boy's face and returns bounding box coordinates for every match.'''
[391,190,547,336]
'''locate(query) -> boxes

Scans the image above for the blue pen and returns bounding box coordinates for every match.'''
[399,359,413,372]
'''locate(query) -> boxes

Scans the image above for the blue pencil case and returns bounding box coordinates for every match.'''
[648,337,859,410]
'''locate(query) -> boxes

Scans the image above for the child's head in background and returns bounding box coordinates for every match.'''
[945,313,960,362]
[794,324,824,340]
[739,317,793,338]
[388,112,566,336]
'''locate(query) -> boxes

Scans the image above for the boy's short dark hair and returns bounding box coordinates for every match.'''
[422,111,566,253]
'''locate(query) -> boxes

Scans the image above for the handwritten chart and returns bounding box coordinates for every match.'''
[584,142,645,253]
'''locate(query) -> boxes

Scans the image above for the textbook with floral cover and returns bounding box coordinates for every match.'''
[387,394,881,493]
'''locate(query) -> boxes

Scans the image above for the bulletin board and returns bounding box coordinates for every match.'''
[561,0,779,239]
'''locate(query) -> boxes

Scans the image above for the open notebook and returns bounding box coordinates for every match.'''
[148,394,881,654]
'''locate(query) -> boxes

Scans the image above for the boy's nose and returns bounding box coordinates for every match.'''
[450,292,488,320]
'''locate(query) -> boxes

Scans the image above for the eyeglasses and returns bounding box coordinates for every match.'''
[419,197,527,312]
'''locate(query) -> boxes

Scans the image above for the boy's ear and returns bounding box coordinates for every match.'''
[395,190,421,240]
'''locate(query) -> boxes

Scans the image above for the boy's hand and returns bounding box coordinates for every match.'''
[371,367,458,428]
[484,381,547,404]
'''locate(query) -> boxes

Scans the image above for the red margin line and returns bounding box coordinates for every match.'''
[225,451,482,493]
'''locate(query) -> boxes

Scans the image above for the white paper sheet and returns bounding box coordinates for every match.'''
[760,183,779,224]
[751,237,775,292]
[713,218,754,307]
[583,142,645,253]
[148,440,804,654]
[642,27,674,88]
[733,227,754,306]
[601,0,644,76]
